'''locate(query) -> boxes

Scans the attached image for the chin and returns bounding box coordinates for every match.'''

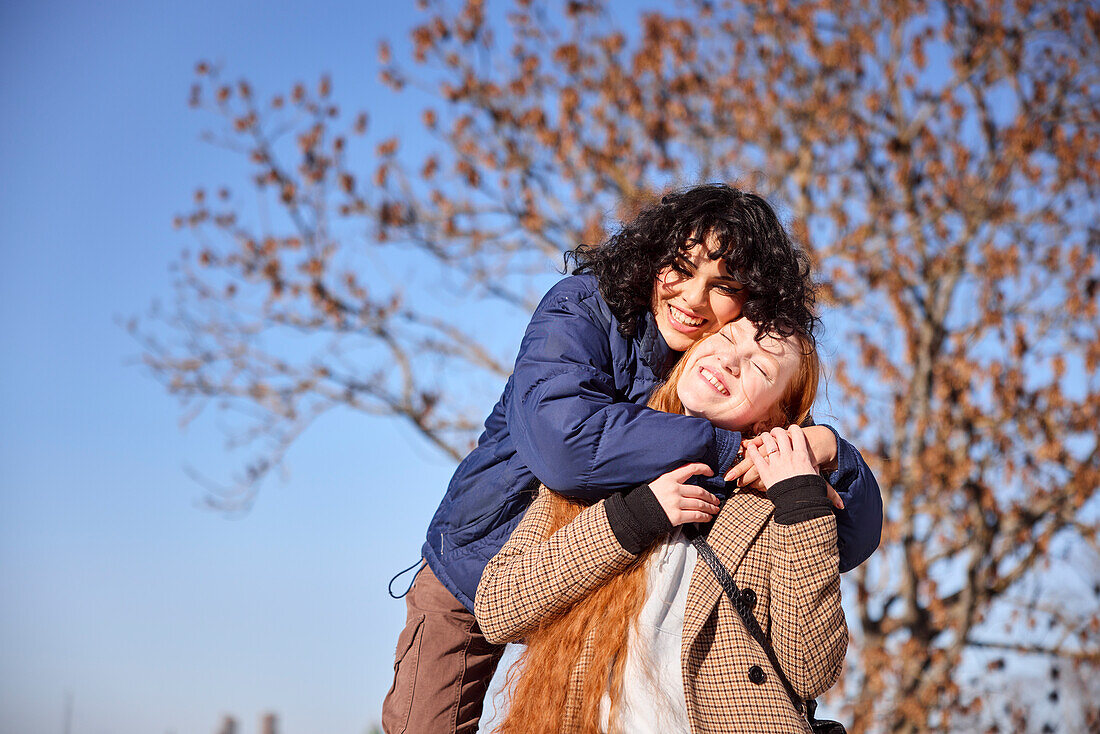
[680,391,752,432]
[679,390,718,420]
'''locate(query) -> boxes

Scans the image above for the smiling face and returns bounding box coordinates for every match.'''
[675,317,804,433]
[652,234,745,352]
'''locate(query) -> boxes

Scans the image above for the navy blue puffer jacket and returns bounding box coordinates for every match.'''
[422,275,881,611]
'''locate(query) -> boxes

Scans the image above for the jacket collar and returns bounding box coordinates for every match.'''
[637,309,680,378]
[681,492,774,646]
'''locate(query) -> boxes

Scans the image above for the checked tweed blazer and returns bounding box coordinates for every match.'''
[475,486,848,734]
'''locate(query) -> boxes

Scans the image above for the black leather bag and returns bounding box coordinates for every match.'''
[683,525,848,734]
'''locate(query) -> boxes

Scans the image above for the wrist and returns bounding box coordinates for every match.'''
[767,474,832,525]
[605,484,673,554]
[812,426,839,472]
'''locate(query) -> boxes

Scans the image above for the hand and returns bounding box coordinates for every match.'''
[649,463,721,527]
[803,424,839,472]
[724,436,767,491]
[744,426,818,490]
[725,426,844,508]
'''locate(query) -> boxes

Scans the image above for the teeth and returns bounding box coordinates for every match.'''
[700,367,729,395]
[670,305,704,327]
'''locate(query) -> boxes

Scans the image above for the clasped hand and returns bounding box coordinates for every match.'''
[650,425,842,527]
[728,424,844,510]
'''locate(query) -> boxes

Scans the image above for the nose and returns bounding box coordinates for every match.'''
[682,276,708,311]
[716,348,740,376]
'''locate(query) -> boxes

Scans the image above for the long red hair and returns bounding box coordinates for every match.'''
[494,333,820,734]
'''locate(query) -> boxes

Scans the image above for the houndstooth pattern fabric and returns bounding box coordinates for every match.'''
[475,489,637,644]
[475,487,848,733]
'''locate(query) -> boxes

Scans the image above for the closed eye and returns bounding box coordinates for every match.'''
[753,362,770,380]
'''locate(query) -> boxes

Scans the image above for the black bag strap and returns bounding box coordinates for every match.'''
[682,524,806,714]
[682,524,845,733]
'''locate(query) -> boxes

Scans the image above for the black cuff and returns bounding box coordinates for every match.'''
[605,484,673,554]
[766,475,833,525]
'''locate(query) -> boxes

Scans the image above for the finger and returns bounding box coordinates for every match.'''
[676,510,716,525]
[680,497,720,515]
[739,466,761,487]
[758,432,778,459]
[825,482,845,510]
[745,475,767,492]
[787,424,811,459]
[668,462,714,482]
[770,426,793,456]
[742,444,768,479]
[742,435,765,448]
[743,443,768,486]
[724,457,753,483]
[680,485,720,507]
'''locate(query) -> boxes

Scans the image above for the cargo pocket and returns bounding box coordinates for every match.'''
[382,614,425,734]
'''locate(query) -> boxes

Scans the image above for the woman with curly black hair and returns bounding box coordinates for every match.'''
[570,184,818,344]
[382,184,882,734]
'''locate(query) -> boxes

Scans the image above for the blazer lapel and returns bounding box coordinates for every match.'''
[681,492,773,647]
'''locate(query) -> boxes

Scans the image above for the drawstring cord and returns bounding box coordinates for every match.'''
[388,559,426,599]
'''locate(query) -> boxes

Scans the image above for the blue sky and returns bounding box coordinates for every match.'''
[6,2,1095,733]
[0,1,862,730]
[0,2,512,732]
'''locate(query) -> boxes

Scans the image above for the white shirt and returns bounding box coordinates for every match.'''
[600,529,697,733]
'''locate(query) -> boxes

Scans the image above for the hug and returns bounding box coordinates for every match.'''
[383,184,882,733]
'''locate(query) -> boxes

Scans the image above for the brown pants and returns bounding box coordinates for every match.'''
[382,562,506,734]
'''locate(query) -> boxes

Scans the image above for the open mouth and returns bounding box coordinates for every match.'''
[698,366,730,395]
[668,304,706,332]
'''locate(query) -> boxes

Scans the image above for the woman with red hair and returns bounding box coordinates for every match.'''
[476,316,847,733]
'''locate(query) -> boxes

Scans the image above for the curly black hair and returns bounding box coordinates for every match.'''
[566,184,818,346]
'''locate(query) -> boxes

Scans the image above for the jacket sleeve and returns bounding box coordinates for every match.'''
[817,425,884,572]
[766,513,849,700]
[474,487,637,645]
[506,283,741,499]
